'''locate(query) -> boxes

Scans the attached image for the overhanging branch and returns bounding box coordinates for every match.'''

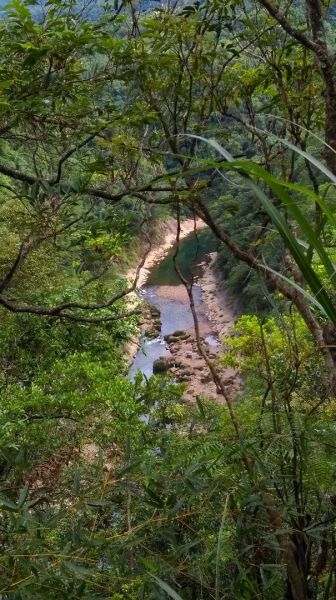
[0,236,151,323]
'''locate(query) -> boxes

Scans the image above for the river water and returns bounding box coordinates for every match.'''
[129,228,219,380]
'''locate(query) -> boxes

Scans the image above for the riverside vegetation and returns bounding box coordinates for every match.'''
[1,0,336,598]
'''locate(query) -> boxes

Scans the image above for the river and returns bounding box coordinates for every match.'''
[129,228,220,380]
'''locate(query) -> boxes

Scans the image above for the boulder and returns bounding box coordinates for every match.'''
[149,305,161,318]
[153,356,174,374]
[164,330,190,343]
[174,330,191,339]
[164,334,178,343]
[201,373,213,384]
[178,375,191,382]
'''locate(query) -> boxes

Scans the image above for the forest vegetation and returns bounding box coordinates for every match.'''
[0,0,336,598]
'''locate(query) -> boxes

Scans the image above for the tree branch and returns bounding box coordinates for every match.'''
[51,132,100,185]
[0,236,151,323]
[257,0,321,56]
[0,215,88,294]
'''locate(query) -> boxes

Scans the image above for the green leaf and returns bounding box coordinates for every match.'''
[64,561,93,577]
[234,160,336,283]
[216,495,230,600]
[117,459,143,476]
[259,130,336,186]
[18,483,29,508]
[0,80,14,89]
[0,497,18,511]
[148,574,185,600]
[73,468,81,494]
[87,499,110,508]
[259,263,329,318]
[196,397,205,418]
[144,486,164,507]
[246,177,336,321]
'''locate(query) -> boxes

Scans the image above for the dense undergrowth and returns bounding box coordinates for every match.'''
[0,0,336,598]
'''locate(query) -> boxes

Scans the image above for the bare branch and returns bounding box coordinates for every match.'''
[0,239,31,294]
[58,307,141,323]
[173,206,247,460]
[0,159,188,205]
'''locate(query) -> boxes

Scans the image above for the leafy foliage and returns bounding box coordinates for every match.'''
[0,0,336,598]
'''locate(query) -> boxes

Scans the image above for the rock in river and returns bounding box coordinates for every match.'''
[153,356,174,374]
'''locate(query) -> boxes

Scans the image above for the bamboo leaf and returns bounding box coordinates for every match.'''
[18,483,29,508]
[216,494,230,600]
[257,130,336,186]
[148,574,185,600]
[0,498,18,511]
[258,263,329,317]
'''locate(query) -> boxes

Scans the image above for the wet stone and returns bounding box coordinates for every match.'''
[153,356,174,374]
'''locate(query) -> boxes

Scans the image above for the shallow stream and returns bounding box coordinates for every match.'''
[129,229,219,380]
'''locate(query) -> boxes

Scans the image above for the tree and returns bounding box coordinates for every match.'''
[0,2,336,597]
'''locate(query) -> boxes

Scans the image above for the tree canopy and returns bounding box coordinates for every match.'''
[1,0,336,598]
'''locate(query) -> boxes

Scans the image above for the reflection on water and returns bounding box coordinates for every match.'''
[144,285,202,336]
[147,227,218,286]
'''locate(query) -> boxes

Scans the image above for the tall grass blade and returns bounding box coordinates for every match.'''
[251,128,336,186]
[148,574,185,600]
[258,263,329,318]
[216,494,230,600]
